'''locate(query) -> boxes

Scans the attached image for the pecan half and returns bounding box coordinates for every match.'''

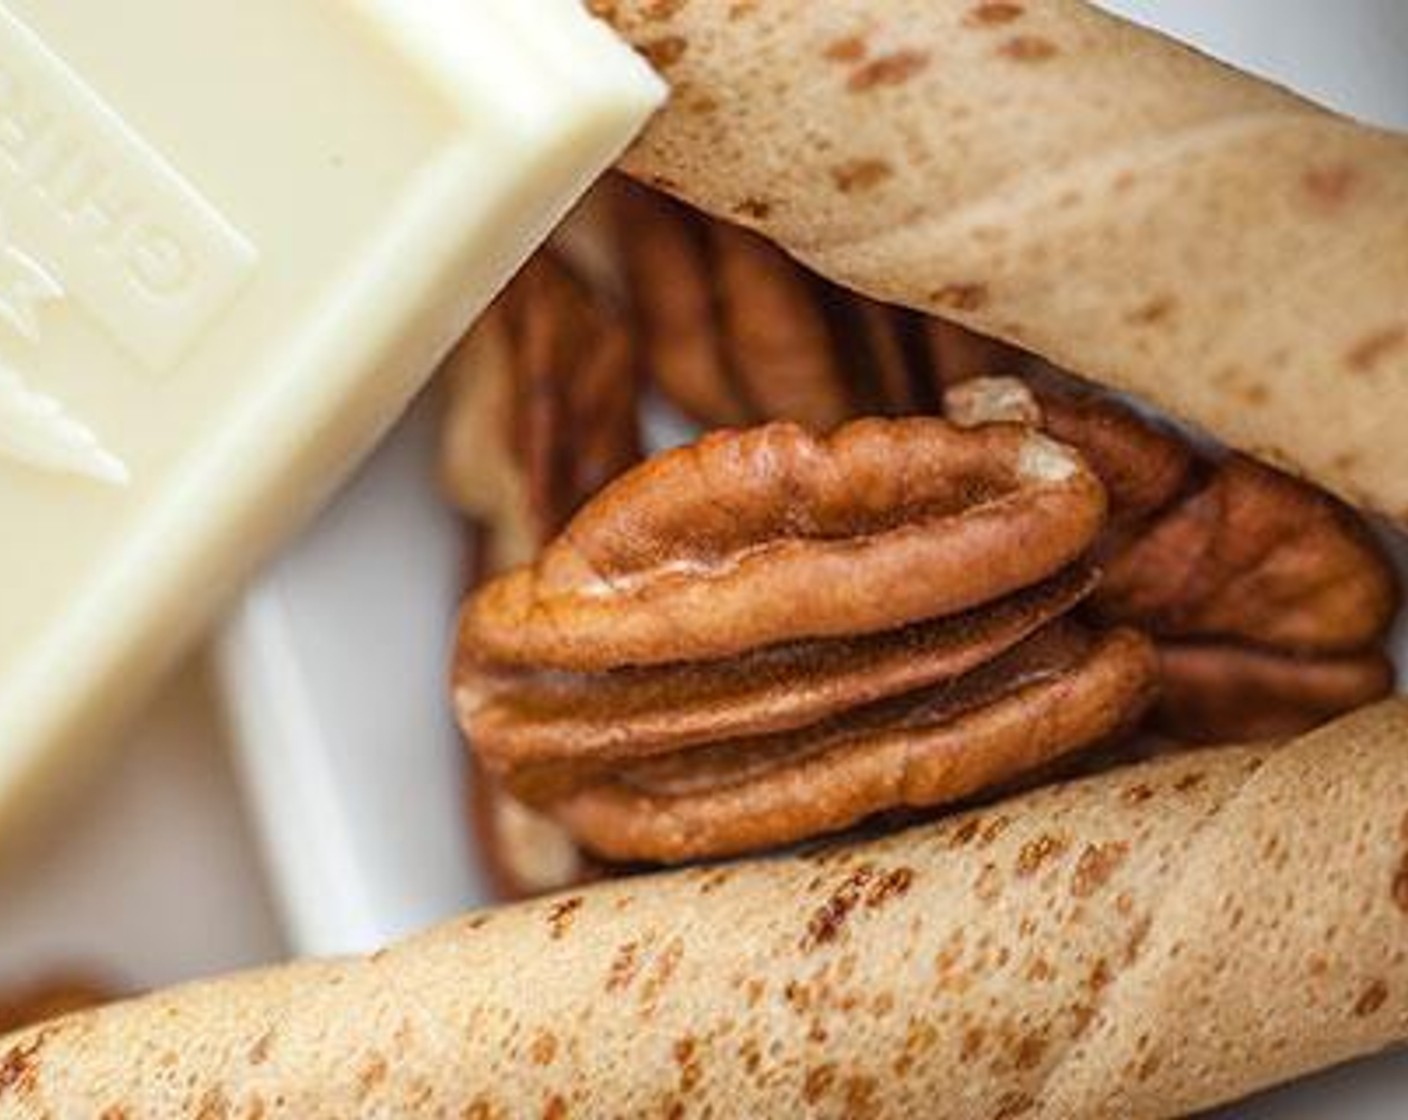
[944,372,1401,740]
[1094,456,1399,654]
[457,418,1156,863]
[441,251,640,567]
[1156,643,1395,743]
[461,417,1108,673]
[616,183,921,425]
[461,565,1097,771]
[540,624,1157,864]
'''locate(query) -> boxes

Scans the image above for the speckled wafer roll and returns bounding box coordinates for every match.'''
[5,701,1408,1118]
[599,0,1408,523]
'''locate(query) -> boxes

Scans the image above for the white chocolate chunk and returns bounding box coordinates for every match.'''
[0,0,663,837]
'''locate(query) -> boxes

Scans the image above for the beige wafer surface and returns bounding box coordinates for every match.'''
[600,0,1408,522]
[3,701,1408,1117]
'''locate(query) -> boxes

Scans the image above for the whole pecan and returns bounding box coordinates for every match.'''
[442,248,641,898]
[457,417,1158,863]
[943,371,1401,741]
[616,182,923,426]
[441,251,640,569]
[461,417,1108,672]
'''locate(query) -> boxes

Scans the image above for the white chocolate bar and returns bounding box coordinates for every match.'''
[0,0,663,839]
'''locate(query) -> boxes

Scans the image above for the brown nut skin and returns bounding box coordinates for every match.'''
[1155,642,1396,744]
[439,250,641,561]
[461,417,1108,673]
[539,624,1159,864]
[459,566,1097,771]
[616,183,922,426]
[1094,455,1400,654]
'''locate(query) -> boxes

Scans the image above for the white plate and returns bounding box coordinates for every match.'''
[0,666,284,994]
[216,4,1408,1115]
[218,393,479,957]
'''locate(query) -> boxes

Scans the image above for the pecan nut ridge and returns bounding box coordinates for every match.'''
[617,182,927,426]
[545,625,1159,865]
[459,565,1100,771]
[464,417,1107,672]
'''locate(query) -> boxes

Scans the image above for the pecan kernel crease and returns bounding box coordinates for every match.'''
[543,623,1158,864]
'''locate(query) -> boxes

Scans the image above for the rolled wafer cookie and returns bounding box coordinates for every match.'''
[598,0,1408,523]
[6,700,1408,1118]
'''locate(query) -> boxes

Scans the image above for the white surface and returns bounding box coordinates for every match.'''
[213,2,1408,1115]
[218,394,481,957]
[0,663,283,994]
